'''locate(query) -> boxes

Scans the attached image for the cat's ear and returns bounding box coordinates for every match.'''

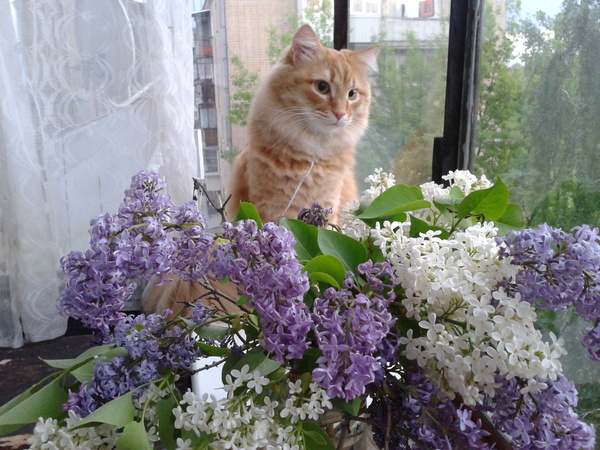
[352,46,380,72]
[287,25,321,66]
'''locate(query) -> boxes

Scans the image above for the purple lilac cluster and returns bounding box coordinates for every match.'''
[57,172,211,340]
[211,220,312,362]
[499,224,600,360]
[117,171,174,222]
[65,310,206,417]
[297,202,333,227]
[311,261,397,401]
[479,374,595,449]
[171,201,214,282]
[368,368,492,449]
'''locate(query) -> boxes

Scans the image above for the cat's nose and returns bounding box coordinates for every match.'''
[333,111,345,121]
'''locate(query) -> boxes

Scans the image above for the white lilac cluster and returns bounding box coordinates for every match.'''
[414,171,492,226]
[343,170,566,406]
[172,365,332,450]
[29,411,121,449]
[342,168,397,240]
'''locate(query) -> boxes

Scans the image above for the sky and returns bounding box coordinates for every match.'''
[518,0,564,18]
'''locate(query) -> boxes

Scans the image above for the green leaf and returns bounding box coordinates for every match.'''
[69,361,96,383]
[68,347,129,383]
[116,421,152,450]
[307,272,340,288]
[236,294,248,306]
[409,216,450,239]
[317,228,368,273]
[303,255,346,288]
[194,324,229,341]
[196,342,231,357]
[457,177,509,220]
[449,185,465,199]
[0,377,68,435]
[280,218,321,261]
[330,397,362,416]
[433,198,462,215]
[234,202,263,229]
[494,203,525,235]
[301,421,336,449]
[294,348,322,374]
[72,391,135,429]
[157,397,178,450]
[42,343,119,370]
[357,184,430,219]
[242,314,261,341]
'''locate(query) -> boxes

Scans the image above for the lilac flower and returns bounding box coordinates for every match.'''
[171,202,214,283]
[57,172,213,339]
[210,220,312,362]
[311,262,396,401]
[368,367,492,449]
[58,249,135,335]
[112,312,202,372]
[455,407,477,432]
[65,311,208,417]
[118,170,175,222]
[64,383,98,417]
[480,373,596,449]
[499,224,600,360]
[190,302,212,325]
[582,321,600,361]
[297,202,333,227]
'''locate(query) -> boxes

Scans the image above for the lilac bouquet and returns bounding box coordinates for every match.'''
[0,170,598,449]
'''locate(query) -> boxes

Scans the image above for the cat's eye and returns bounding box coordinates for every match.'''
[348,89,358,100]
[314,80,330,94]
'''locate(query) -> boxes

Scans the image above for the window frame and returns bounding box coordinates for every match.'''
[333,0,485,184]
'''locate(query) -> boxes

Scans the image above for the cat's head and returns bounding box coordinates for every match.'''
[260,25,379,147]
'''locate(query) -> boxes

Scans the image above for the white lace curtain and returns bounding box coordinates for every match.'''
[0,0,197,348]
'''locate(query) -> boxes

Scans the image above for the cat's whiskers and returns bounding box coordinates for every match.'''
[272,117,314,152]
[263,107,317,150]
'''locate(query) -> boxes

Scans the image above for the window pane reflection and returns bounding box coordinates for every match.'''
[475,0,600,430]
[349,0,450,188]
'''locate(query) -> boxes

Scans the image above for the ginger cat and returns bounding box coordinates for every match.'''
[143,26,378,316]
[226,24,379,224]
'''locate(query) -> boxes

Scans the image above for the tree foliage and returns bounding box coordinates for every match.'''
[266,0,333,65]
[228,55,259,127]
[359,32,446,188]
[476,0,600,229]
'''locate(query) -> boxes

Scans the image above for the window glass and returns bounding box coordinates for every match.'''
[349,0,450,189]
[475,0,600,429]
[350,0,382,17]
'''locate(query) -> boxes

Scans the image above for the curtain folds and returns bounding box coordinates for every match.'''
[0,0,197,348]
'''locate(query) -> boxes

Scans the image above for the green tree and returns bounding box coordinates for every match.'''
[228,55,259,127]
[475,1,527,180]
[266,0,333,65]
[358,32,446,188]
[513,0,600,228]
[476,1,600,434]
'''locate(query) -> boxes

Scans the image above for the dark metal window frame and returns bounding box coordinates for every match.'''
[333,0,485,184]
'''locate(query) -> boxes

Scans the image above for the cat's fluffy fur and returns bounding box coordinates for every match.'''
[143,26,378,316]
[226,25,379,223]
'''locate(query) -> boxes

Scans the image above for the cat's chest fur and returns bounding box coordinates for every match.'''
[246,140,354,222]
